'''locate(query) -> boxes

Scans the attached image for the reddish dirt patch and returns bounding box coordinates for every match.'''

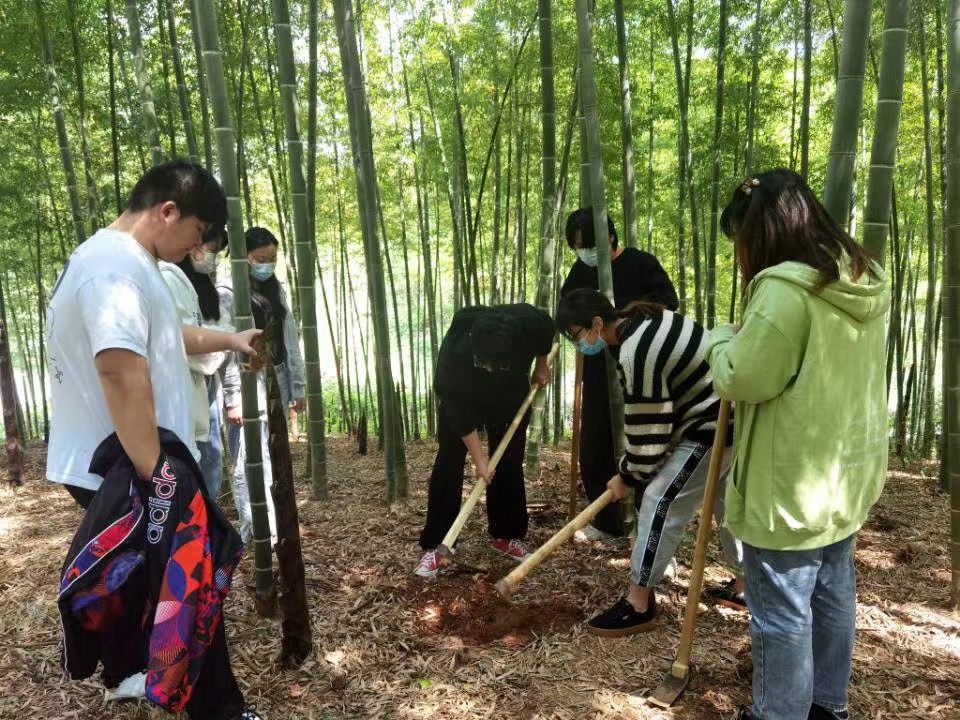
[416,578,584,647]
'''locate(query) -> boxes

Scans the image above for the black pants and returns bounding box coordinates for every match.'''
[65,486,245,720]
[419,411,530,550]
[579,374,625,536]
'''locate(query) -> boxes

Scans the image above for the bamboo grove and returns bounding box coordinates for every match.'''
[1,1,960,594]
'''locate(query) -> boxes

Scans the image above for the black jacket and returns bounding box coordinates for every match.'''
[58,429,243,712]
[560,247,679,392]
[434,304,554,435]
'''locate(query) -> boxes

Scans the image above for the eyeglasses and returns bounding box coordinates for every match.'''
[570,327,589,343]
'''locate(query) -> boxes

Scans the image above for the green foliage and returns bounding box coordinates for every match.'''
[0,0,945,452]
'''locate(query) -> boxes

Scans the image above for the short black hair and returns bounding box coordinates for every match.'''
[555,289,616,339]
[127,160,227,237]
[564,207,618,250]
[469,310,518,369]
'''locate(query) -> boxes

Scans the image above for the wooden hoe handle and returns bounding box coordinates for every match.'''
[437,343,561,554]
[670,399,731,676]
[495,488,616,600]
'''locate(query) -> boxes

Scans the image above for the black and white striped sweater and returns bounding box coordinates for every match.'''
[615,310,731,485]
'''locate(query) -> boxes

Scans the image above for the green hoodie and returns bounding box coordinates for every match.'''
[705,260,890,551]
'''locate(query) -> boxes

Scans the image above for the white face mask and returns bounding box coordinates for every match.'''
[576,247,599,267]
[190,250,217,274]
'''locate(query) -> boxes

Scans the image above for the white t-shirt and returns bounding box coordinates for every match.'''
[159,261,227,444]
[46,228,199,491]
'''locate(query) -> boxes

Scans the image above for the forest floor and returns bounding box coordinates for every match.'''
[0,436,958,719]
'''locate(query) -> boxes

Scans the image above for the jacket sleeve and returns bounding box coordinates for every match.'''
[280,284,306,400]
[217,285,241,409]
[705,280,807,404]
[559,264,581,297]
[160,265,225,376]
[635,252,679,310]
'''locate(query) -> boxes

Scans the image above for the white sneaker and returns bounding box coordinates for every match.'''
[106,672,146,702]
[574,524,619,543]
[414,549,442,578]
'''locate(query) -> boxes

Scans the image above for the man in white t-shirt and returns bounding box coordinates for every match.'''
[46,161,265,720]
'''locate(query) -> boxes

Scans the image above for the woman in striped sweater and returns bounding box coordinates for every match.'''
[555,288,741,635]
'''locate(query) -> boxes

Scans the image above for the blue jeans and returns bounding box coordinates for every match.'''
[225,365,292,545]
[742,535,857,720]
[197,376,223,500]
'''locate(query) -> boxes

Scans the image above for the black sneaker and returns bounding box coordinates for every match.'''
[736,708,755,720]
[809,705,849,720]
[705,578,748,612]
[585,593,658,637]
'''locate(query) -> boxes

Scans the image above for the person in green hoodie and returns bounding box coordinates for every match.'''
[705,169,890,720]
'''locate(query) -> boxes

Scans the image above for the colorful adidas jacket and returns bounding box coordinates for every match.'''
[57,429,243,712]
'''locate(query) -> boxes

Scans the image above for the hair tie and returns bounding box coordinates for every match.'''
[741,178,760,195]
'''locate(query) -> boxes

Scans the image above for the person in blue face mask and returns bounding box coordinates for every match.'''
[555,288,742,635]
[216,227,306,546]
[559,208,678,542]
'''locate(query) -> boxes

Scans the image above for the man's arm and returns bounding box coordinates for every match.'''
[95,349,161,479]
[461,430,493,485]
[182,325,262,357]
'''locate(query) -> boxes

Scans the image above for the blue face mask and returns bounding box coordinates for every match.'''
[250,262,276,281]
[576,333,607,356]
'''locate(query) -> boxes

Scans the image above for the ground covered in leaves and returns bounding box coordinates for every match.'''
[1,437,958,719]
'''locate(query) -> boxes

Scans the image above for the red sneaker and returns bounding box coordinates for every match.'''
[489,538,532,562]
[414,549,442,578]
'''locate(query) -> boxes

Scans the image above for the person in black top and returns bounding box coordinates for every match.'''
[415,303,554,578]
[559,208,679,539]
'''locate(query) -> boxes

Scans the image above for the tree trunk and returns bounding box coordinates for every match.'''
[576,0,626,463]
[156,0,176,157]
[800,0,812,176]
[0,274,24,487]
[615,0,637,248]
[188,0,214,170]
[823,0,874,225]
[271,0,328,499]
[525,0,556,478]
[265,360,312,666]
[707,0,728,330]
[946,0,960,606]
[36,0,86,247]
[666,0,688,314]
[68,0,102,233]
[333,0,408,503]
[125,0,163,166]
[862,0,911,262]
[106,0,122,213]
[165,0,198,162]
[194,0,275,613]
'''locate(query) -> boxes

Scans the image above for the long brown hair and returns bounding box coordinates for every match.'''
[719,168,876,289]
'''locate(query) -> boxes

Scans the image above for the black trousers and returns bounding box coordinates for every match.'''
[65,486,245,720]
[419,410,530,550]
[579,374,626,536]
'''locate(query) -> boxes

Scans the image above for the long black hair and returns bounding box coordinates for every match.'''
[720,168,877,288]
[175,231,228,322]
[555,288,664,339]
[245,226,287,323]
